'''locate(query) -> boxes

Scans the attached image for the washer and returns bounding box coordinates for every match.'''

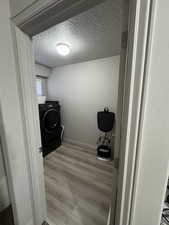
[39,101,62,157]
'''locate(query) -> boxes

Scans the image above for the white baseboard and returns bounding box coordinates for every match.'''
[63,138,97,150]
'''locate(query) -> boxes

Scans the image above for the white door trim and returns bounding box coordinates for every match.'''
[129,0,169,224]
[12,25,47,224]
[115,0,154,225]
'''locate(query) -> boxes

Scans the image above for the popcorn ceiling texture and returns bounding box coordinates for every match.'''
[33,0,122,68]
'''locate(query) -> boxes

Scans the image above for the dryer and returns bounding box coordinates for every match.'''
[39,101,62,157]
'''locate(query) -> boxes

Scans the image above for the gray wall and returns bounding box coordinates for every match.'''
[47,56,120,148]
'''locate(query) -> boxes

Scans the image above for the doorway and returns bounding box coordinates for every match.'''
[32,1,123,224]
[12,0,130,224]
[7,0,152,224]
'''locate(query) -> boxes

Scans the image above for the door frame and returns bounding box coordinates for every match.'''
[12,25,47,225]
[114,0,154,224]
[9,0,155,225]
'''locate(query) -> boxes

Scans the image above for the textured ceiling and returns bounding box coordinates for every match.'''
[33,0,122,68]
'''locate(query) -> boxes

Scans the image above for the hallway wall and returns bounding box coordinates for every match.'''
[0,1,35,224]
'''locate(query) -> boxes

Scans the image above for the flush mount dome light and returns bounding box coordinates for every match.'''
[56,43,70,56]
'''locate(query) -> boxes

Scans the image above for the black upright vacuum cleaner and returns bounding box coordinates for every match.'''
[97,107,115,160]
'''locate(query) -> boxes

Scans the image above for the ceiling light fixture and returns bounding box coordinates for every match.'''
[56,43,70,56]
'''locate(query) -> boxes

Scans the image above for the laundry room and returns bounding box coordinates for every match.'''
[32,0,124,224]
[35,57,119,155]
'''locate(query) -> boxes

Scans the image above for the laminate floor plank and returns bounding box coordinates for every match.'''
[44,143,115,225]
[47,149,113,179]
[57,145,113,172]
[45,157,112,193]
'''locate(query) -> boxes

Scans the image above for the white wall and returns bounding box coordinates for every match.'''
[0,1,34,224]
[35,63,51,78]
[48,56,120,148]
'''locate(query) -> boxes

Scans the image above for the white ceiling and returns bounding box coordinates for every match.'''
[33,0,122,68]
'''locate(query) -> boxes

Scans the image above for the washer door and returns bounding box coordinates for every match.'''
[43,108,60,133]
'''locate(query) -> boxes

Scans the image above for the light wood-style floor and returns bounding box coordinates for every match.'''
[44,143,114,225]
